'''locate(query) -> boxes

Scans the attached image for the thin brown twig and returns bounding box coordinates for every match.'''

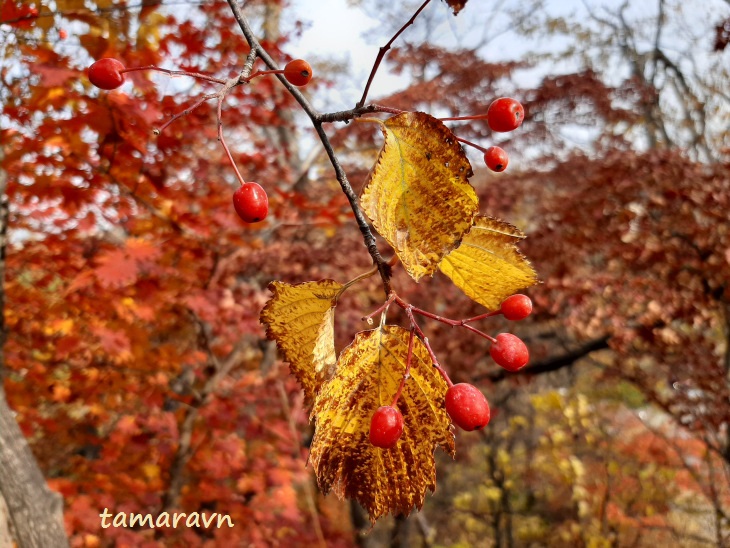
[153,92,217,135]
[216,89,247,186]
[356,0,434,108]
[225,0,395,296]
[122,65,227,85]
[391,327,415,405]
[402,305,452,386]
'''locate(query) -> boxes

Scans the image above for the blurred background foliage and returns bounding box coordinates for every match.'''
[1,0,728,545]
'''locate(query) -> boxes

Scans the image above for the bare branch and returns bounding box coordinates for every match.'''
[476,336,610,383]
[224,0,396,295]
[357,0,433,108]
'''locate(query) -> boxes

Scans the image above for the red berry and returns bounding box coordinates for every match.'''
[490,333,529,371]
[499,294,532,321]
[484,146,509,172]
[445,383,491,431]
[487,97,524,132]
[59,29,68,40]
[284,59,313,87]
[233,182,268,223]
[88,58,126,90]
[369,406,403,448]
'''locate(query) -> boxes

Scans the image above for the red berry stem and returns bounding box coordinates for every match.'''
[402,305,453,387]
[439,114,487,121]
[217,93,247,187]
[454,136,488,154]
[391,327,415,406]
[460,323,497,343]
[120,65,227,85]
[241,68,289,84]
[459,310,501,324]
[361,292,397,324]
[153,92,218,135]
[393,294,495,343]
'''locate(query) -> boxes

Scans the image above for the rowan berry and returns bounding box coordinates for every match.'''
[484,146,509,172]
[284,59,313,87]
[487,97,524,132]
[445,383,491,431]
[490,333,529,371]
[88,58,126,90]
[369,406,404,448]
[499,294,532,321]
[232,182,269,223]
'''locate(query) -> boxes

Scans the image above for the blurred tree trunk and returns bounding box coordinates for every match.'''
[0,153,69,547]
[0,493,12,547]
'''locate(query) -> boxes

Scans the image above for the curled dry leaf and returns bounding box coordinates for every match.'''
[260,280,342,403]
[360,112,479,281]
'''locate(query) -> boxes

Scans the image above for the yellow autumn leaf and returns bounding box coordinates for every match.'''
[260,280,341,402]
[141,463,160,481]
[137,11,166,51]
[360,112,479,281]
[44,318,74,337]
[439,215,538,309]
[309,325,455,522]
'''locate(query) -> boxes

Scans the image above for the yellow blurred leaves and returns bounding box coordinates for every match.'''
[260,280,342,403]
[309,325,454,522]
[361,112,479,281]
[439,215,538,309]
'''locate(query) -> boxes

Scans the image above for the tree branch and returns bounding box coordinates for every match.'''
[476,336,611,383]
[224,0,394,295]
[357,0,433,108]
[161,312,248,512]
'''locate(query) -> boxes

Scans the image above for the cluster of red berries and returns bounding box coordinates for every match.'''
[369,293,533,449]
[88,57,315,225]
[482,97,523,173]
[443,97,524,173]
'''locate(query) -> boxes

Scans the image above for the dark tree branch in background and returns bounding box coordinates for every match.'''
[476,336,611,383]
[161,312,247,513]
[649,0,665,87]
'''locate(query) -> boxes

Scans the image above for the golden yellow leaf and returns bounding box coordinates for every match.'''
[260,280,341,402]
[439,215,538,309]
[43,318,74,336]
[360,112,479,281]
[309,325,455,522]
[142,463,160,481]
